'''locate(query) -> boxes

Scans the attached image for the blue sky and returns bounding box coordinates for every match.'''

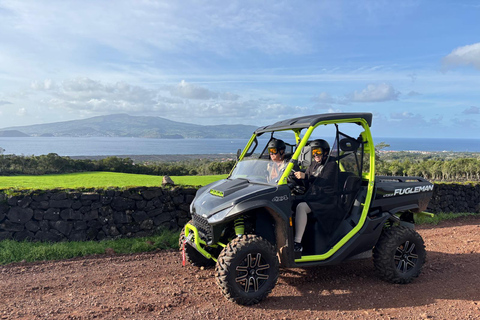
[0,0,479,138]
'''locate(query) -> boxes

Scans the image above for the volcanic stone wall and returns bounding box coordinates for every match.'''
[427,183,480,214]
[0,183,478,242]
[0,187,196,242]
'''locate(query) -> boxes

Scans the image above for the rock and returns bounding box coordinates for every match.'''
[113,212,132,224]
[1,221,25,232]
[74,221,88,231]
[142,189,163,200]
[7,196,19,206]
[49,199,72,209]
[7,207,34,224]
[111,197,136,211]
[153,214,171,226]
[35,230,64,242]
[18,196,33,208]
[101,196,113,205]
[71,201,82,210]
[30,201,49,210]
[147,208,163,218]
[53,221,73,236]
[84,210,99,221]
[44,208,61,221]
[132,211,148,223]
[0,231,12,241]
[121,190,143,200]
[140,219,154,230]
[25,221,41,232]
[50,192,67,200]
[172,195,184,205]
[69,231,87,241]
[81,193,99,201]
[162,176,175,186]
[32,193,49,202]
[13,230,34,241]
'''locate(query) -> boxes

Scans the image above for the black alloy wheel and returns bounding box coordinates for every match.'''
[234,252,271,293]
[215,234,279,305]
[373,225,426,284]
[394,239,419,274]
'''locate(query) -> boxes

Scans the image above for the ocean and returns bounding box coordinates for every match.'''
[0,137,479,157]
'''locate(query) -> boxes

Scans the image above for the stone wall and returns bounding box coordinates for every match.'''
[0,183,478,242]
[0,187,196,242]
[427,183,480,214]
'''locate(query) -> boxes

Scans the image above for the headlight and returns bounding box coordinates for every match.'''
[190,200,195,213]
[207,206,233,224]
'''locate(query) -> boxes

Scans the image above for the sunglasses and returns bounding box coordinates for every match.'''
[269,148,279,154]
[312,148,323,156]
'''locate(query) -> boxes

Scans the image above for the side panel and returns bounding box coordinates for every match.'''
[372,176,434,213]
[295,214,389,267]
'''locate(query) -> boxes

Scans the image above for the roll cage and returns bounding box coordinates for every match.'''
[235,112,376,262]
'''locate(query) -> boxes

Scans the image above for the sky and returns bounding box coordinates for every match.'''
[0,0,479,138]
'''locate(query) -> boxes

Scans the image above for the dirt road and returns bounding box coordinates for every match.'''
[1,216,479,320]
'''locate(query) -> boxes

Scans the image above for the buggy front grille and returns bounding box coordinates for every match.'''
[192,213,213,242]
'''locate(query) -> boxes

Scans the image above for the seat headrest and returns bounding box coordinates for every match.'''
[339,138,360,152]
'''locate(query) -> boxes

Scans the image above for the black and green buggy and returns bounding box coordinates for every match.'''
[180,113,434,305]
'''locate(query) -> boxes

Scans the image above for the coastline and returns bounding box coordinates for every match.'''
[70,154,238,162]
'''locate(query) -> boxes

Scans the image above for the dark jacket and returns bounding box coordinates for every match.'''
[303,158,337,213]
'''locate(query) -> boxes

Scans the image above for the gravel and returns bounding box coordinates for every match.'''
[1,216,479,319]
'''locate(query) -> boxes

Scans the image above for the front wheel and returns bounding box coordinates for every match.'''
[373,226,426,284]
[215,235,279,305]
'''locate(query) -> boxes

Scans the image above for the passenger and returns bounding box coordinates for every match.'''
[267,139,288,183]
[293,139,336,253]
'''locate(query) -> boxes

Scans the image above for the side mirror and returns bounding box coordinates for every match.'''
[236,149,242,160]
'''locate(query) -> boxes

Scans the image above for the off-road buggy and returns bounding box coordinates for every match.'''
[180,113,434,305]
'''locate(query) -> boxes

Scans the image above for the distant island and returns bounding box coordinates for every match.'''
[0,130,30,137]
[0,114,257,139]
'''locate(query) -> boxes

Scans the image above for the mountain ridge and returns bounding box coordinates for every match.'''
[0,114,258,139]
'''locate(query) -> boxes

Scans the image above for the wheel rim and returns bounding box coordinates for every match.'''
[394,240,418,273]
[235,253,270,292]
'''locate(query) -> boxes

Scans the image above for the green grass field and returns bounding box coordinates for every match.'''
[0,231,180,265]
[0,172,228,190]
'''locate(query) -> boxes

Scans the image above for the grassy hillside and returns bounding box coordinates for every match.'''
[1,113,257,139]
[0,172,228,190]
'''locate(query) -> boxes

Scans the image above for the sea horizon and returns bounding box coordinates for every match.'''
[0,136,479,157]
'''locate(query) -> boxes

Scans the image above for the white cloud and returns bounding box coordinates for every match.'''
[0,100,12,106]
[16,108,27,116]
[443,42,480,71]
[31,79,55,91]
[407,73,417,83]
[349,83,400,102]
[390,112,442,126]
[313,92,336,103]
[32,77,158,113]
[462,106,479,115]
[452,118,477,128]
[26,77,308,125]
[407,91,421,97]
[169,80,218,100]
[219,92,240,101]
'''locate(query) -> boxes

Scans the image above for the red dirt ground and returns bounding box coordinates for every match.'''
[1,216,479,320]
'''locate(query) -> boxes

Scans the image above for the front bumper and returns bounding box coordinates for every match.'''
[184,223,225,262]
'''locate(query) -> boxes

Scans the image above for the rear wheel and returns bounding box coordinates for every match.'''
[373,226,426,284]
[215,235,279,305]
[179,221,215,268]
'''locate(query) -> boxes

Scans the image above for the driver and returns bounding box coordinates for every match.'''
[292,139,336,253]
[267,139,288,183]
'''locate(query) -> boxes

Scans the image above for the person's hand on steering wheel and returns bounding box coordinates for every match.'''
[294,171,305,180]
